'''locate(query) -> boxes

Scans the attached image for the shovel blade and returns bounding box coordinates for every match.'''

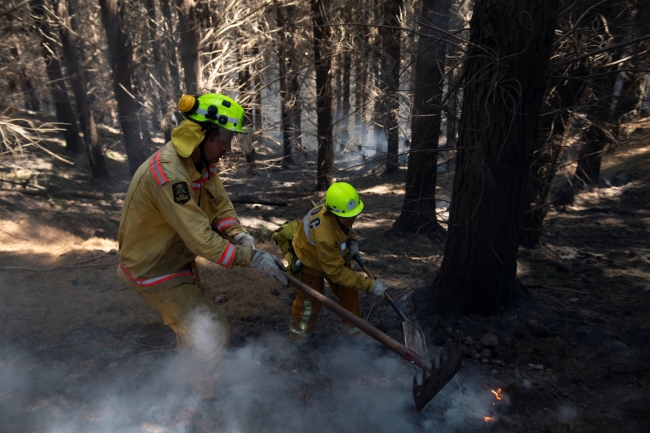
[402,321,429,358]
[412,338,462,412]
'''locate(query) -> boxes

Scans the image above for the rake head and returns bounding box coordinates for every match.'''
[412,337,462,412]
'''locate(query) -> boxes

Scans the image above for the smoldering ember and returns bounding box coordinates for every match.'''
[1,0,649,432]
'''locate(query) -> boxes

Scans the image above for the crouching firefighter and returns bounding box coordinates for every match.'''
[117,93,287,400]
[273,182,388,343]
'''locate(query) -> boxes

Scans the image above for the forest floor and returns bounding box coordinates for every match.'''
[0,117,649,433]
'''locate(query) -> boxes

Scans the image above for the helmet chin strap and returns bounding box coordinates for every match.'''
[199,141,212,179]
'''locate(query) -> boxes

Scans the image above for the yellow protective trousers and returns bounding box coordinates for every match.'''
[118,265,230,399]
[289,270,362,341]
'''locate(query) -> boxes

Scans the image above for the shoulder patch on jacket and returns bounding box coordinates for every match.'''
[172,182,191,204]
[149,148,169,186]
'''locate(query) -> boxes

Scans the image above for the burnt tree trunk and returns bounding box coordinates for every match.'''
[237,49,256,167]
[520,61,588,248]
[252,45,263,141]
[393,0,450,235]
[444,0,467,150]
[276,2,294,167]
[55,0,110,181]
[31,0,82,154]
[341,50,351,148]
[145,0,175,142]
[312,0,333,191]
[160,0,182,102]
[432,0,559,316]
[98,0,145,174]
[176,0,201,93]
[354,31,369,148]
[381,0,402,174]
[11,44,40,111]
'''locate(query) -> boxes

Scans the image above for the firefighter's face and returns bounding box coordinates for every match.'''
[337,215,356,229]
[204,128,233,163]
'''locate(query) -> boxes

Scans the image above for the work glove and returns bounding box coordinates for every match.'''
[250,250,288,286]
[372,279,388,297]
[234,232,256,249]
[346,240,360,261]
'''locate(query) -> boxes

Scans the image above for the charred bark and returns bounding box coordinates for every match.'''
[55,0,110,181]
[381,0,402,175]
[145,0,175,142]
[520,61,588,248]
[31,0,82,154]
[432,0,559,316]
[276,3,294,167]
[176,0,201,93]
[393,0,450,236]
[341,50,351,148]
[160,0,182,102]
[98,0,145,175]
[312,0,333,190]
[354,31,369,148]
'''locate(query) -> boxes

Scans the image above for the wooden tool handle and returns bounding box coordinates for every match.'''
[285,273,431,372]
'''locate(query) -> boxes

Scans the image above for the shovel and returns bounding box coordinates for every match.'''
[285,272,461,411]
[352,254,429,358]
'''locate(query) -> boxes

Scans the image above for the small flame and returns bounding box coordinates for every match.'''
[492,388,503,400]
[484,416,495,422]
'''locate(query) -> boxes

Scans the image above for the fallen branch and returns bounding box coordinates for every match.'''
[1,188,107,200]
[231,196,289,207]
[0,261,118,272]
[527,283,593,295]
[0,179,45,190]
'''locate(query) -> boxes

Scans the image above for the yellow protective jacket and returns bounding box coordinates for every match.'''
[292,199,375,293]
[117,137,251,292]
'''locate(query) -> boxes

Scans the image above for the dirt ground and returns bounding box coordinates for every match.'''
[0,118,649,432]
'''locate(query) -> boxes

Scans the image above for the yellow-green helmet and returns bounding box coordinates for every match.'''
[326,182,364,218]
[177,93,246,134]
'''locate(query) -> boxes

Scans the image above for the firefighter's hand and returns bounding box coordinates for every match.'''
[372,279,388,296]
[250,250,288,285]
[346,240,360,260]
[234,232,256,249]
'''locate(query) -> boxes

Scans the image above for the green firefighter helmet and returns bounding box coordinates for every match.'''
[325,182,364,218]
[177,93,246,134]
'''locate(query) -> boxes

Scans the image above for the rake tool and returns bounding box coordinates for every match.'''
[352,254,429,358]
[216,230,461,410]
[285,273,461,411]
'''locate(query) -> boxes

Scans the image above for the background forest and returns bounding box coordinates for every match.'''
[1,0,649,432]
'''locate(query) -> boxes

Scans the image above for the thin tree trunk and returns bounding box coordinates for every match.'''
[31,0,82,154]
[312,0,333,191]
[381,0,402,174]
[11,44,40,111]
[98,0,145,175]
[393,0,450,235]
[444,0,466,150]
[55,0,110,181]
[290,72,303,151]
[145,0,175,142]
[354,32,369,148]
[432,0,559,316]
[252,45,263,141]
[176,0,201,93]
[276,2,294,167]
[341,50,351,149]
[160,0,182,100]
[520,62,588,248]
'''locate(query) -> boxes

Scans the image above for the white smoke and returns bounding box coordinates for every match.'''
[1,309,501,433]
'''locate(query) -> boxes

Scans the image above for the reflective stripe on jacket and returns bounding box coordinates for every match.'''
[117,141,251,291]
[292,199,374,293]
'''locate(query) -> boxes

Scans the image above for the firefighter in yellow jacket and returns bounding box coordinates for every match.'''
[288,182,388,341]
[117,93,287,400]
